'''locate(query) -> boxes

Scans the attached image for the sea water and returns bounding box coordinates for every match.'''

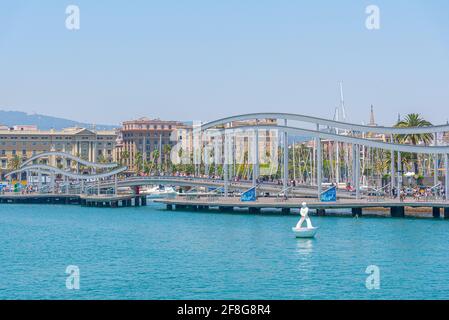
[0,203,448,299]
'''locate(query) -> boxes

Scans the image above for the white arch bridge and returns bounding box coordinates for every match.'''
[198,112,449,200]
[3,112,449,202]
[5,152,127,195]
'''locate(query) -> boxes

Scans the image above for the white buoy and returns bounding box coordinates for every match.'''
[292,202,318,238]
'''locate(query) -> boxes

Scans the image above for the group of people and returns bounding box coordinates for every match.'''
[0,184,36,195]
[391,185,445,202]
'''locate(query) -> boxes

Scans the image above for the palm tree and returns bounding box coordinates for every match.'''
[8,155,22,180]
[394,113,433,174]
[163,144,172,173]
[134,152,143,174]
[97,154,107,164]
[8,155,21,171]
[120,150,130,166]
[152,150,160,174]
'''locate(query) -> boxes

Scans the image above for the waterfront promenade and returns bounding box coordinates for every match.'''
[0,192,147,208]
[155,196,449,218]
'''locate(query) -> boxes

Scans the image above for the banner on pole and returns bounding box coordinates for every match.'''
[241,187,257,202]
[320,186,337,202]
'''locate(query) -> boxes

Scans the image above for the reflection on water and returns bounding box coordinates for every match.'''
[295,238,314,255]
[294,239,315,280]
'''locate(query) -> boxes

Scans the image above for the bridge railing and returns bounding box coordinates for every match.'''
[367,183,391,202]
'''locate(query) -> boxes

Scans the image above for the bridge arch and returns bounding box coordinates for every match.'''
[199,113,449,200]
[20,151,118,169]
[201,112,448,134]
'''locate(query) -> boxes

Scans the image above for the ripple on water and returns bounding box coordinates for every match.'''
[0,203,449,299]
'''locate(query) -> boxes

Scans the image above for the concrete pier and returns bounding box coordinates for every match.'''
[433,207,441,218]
[0,193,147,209]
[154,197,449,219]
[445,208,449,219]
[352,207,362,217]
[390,206,405,218]
[249,207,261,214]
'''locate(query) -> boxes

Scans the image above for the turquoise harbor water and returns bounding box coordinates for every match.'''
[1,203,449,300]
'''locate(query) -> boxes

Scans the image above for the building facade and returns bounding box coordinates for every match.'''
[0,126,117,179]
[118,118,186,171]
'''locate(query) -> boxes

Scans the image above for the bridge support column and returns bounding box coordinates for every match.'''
[253,126,259,187]
[434,133,439,189]
[283,119,288,195]
[224,133,229,197]
[390,135,395,197]
[433,207,441,218]
[390,206,405,218]
[316,129,322,200]
[444,208,449,219]
[397,152,402,195]
[352,143,356,190]
[352,207,362,217]
[38,170,42,192]
[355,145,360,199]
[445,154,449,201]
[249,207,260,214]
[51,173,55,194]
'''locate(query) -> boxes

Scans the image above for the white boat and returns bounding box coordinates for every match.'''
[292,227,318,238]
[141,185,178,199]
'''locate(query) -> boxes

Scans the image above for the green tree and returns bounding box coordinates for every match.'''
[395,113,433,173]
[152,150,160,174]
[7,155,22,180]
[163,144,172,173]
[97,154,108,164]
[134,152,143,174]
[120,150,130,166]
[8,155,22,171]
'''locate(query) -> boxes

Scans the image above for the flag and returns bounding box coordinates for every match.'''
[320,186,337,202]
[241,187,257,202]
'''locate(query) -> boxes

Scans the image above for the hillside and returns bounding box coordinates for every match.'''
[0,110,118,131]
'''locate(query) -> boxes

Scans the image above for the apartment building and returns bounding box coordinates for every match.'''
[0,126,117,178]
[117,117,186,171]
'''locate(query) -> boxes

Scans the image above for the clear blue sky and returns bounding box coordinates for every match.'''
[1,0,448,126]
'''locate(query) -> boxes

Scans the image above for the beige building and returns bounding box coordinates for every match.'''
[118,117,186,171]
[0,126,117,178]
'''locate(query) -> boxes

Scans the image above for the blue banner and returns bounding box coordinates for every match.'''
[241,187,257,202]
[320,186,337,202]
[209,187,224,193]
